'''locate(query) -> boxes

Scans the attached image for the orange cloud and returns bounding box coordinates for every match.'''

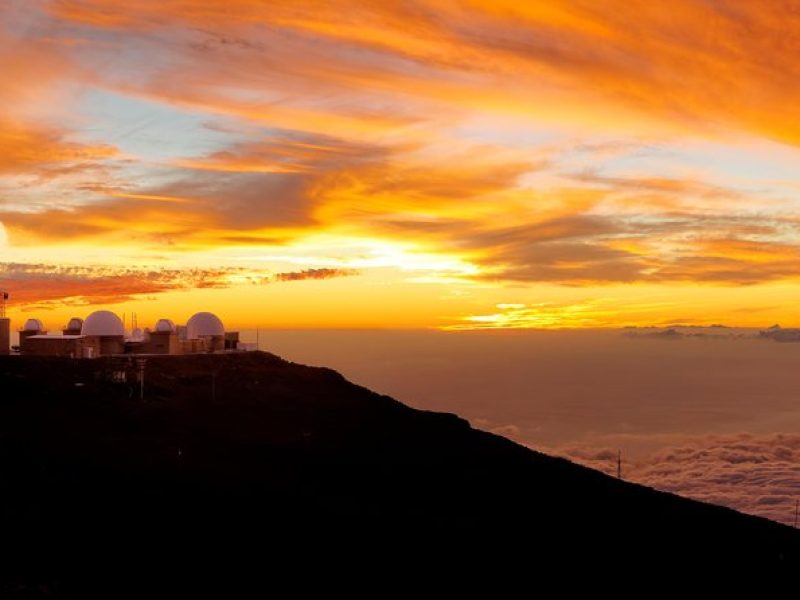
[0,261,359,310]
[0,120,117,176]
[5,1,800,327]
[44,1,800,143]
[0,131,387,248]
[172,135,388,175]
[0,262,250,308]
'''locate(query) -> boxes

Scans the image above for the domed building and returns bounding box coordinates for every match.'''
[23,318,44,333]
[63,317,84,335]
[183,312,226,352]
[143,318,181,355]
[19,317,94,358]
[18,318,45,351]
[82,311,124,337]
[81,310,125,356]
[155,319,176,333]
[17,307,243,358]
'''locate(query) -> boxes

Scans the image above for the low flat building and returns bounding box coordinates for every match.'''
[22,335,95,358]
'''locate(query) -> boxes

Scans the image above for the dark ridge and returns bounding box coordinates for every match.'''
[0,352,797,594]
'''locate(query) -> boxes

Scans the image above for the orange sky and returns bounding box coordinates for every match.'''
[3,1,800,330]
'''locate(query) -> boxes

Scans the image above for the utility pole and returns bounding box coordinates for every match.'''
[136,358,147,401]
[617,450,622,480]
[794,499,799,529]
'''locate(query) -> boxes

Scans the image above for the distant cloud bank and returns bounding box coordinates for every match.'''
[273,268,358,282]
[623,325,800,343]
[559,433,800,525]
[0,262,357,309]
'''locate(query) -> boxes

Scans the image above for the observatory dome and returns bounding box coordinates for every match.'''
[186,312,224,339]
[23,318,44,332]
[81,310,124,337]
[67,317,84,330]
[154,318,176,333]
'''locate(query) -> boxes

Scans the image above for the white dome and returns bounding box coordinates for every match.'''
[186,312,224,339]
[23,318,44,332]
[81,310,124,337]
[67,317,84,330]
[154,318,176,333]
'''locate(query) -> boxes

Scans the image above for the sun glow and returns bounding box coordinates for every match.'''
[3,1,800,329]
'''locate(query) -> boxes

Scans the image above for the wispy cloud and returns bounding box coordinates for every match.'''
[0,262,357,309]
[0,262,254,308]
[273,268,358,282]
[4,1,800,325]
[43,1,800,143]
[444,298,676,329]
[0,119,117,177]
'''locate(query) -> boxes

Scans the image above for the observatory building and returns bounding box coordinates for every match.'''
[19,316,89,358]
[15,310,241,358]
[20,311,125,358]
[186,312,226,352]
[19,319,45,347]
[82,310,126,355]
[64,317,84,335]
[127,311,236,355]
[146,319,181,355]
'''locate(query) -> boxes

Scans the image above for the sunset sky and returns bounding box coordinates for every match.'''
[4,1,800,329]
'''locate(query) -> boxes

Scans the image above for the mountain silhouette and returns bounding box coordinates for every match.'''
[0,352,797,594]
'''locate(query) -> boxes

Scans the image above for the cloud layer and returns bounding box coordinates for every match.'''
[252,329,800,525]
[0,262,357,309]
[560,434,800,526]
[3,2,800,322]
[273,268,358,282]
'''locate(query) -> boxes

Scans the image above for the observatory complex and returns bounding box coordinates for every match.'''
[3,308,246,358]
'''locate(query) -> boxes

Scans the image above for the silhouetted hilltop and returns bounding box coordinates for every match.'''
[0,352,797,594]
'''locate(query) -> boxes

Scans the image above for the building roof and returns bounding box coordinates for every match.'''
[66,317,84,330]
[154,318,176,333]
[186,312,225,339]
[23,318,44,332]
[27,335,85,340]
[82,310,124,337]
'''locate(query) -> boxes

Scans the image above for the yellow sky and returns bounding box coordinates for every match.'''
[3,1,800,329]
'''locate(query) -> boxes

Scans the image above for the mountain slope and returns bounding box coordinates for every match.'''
[0,352,797,593]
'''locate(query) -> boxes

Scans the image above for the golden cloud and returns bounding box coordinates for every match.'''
[43,0,800,143]
[3,0,800,316]
[0,120,117,176]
